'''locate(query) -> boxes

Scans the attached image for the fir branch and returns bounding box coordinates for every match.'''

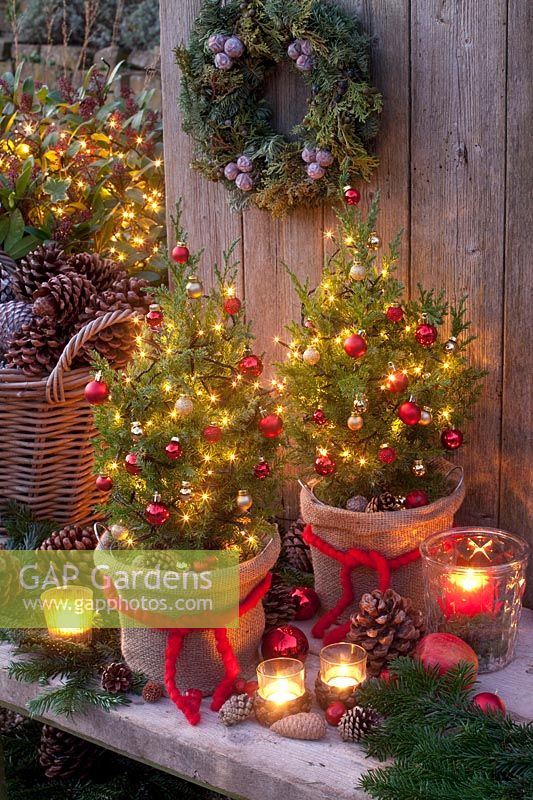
[27,675,130,718]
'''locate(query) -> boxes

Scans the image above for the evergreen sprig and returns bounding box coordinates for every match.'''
[357,658,533,800]
[0,501,56,550]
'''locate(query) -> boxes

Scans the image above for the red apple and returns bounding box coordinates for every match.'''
[325,701,347,726]
[472,691,506,714]
[414,632,478,682]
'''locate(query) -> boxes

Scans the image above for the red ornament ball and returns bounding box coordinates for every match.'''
[165,437,183,460]
[378,445,397,465]
[203,424,222,443]
[441,427,464,450]
[171,243,189,263]
[415,322,438,347]
[124,453,141,475]
[312,409,328,426]
[344,186,361,205]
[386,370,409,393]
[238,353,263,377]
[290,586,320,621]
[146,304,164,330]
[223,296,242,315]
[405,489,429,509]
[253,459,271,479]
[144,495,170,526]
[343,333,367,359]
[314,454,336,476]
[261,624,309,661]
[472,692,506,714]
[325,701,347,726]
[84,377,109,405]
[95,475,113,492]
[398,400,421,426]
[385,305,404,323]
[259,414,283,438]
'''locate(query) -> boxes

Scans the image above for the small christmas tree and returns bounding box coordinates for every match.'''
[275,193,484,510]
[91,204,284,557]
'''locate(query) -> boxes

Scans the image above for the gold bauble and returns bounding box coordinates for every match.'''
[347,414,364,431]
[368,231,381,251]
[174,394,194,416]
[186,275,204,299]
[110,524,129,542]
[130,420,143,440]
[412,459,427,477]
[419,407,433,426]
[236,489,253,512]
[349,261,367,281]
[302,346,321,366]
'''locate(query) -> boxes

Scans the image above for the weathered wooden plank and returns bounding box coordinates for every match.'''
[410,1,507,527]
[501,1,533,606]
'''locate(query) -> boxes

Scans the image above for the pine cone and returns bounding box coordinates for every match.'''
[282,518,313,574]
[82,276,152,316]
[33,272,96,323]
[66,252,125,292]
[0,707,26,734]
[270,712,326,740]
[347,588,425,676]
[338,706,381,742]
[0,300,33,357]
[4,316,64,376]
[38,724,100,780]
[101,662,133,693]
[74,319,137,369]
[365,492,398,512]
[12,242,68,301]
[219,693,253,726]
[263,575,297,629]
[142,680,163,703]
[0,250,17,303]
[39,525,98,551]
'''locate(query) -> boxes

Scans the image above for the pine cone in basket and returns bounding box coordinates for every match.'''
[365,492,398,512]
[83,276,152,316]
[0,300,33,357]
[263,575,297,630]
[0,250,17,303]
[219,693,253,726]
[74,318,136,369]
[38,724,100,780]
[281,518,313,574]
[33,272,96,324]
[338,706,381,742]
[347,588,425,676]
[66,252,125,292]
[12,242,68,301]
[40,525,98,551]
[4,315,64,376]
[101,662,133,693]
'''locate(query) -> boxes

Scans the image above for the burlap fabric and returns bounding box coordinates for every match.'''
[98,530,280,695]
[300,460,464,615]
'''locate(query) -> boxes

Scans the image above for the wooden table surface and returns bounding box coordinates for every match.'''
[1,610,532,800]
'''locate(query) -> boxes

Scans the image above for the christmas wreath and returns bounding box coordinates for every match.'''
[176,0,382,216]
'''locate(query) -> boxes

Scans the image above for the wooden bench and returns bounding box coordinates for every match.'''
[1,610,532,800]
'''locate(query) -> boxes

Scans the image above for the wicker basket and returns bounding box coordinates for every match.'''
[0,309,134,527]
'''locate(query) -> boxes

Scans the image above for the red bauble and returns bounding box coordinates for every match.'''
[124,452,141,475]
[344,186,361,205]
[378,445,397,465]
[290,586,320,621]
[203,424,222,443]
[386,370,409,393]
[261,624,309,661]
[472,692,506,714]
[379,669,397,684]
[405,489,429,508]
[238,353,263,377]
[95,475,113,492]
[253,458,271,479]
[415,322,438,347]
[441,427,464,450]
[144,495,170,526]
[312,409,328,426]
[314,454,336,476]
[325,701,347,726]
[398,400,421,426]
[415,633,478,681]
[165,437,183,460]
[223,296,242,315]
[259,414,283,438]
[343,333,367,359]
[385,305,404,323]
[171,243,189,263]
[84,377,109,405]
[146,304,164,330]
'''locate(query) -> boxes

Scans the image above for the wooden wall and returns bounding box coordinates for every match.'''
[160,0,533,604]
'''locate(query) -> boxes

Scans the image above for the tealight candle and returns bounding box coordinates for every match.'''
[41,585,94,643]
[254,657,310,726]
[315,642,367,709]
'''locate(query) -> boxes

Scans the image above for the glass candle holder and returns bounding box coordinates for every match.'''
[41,585,94,643]
[254,658,311,726]
[421,527,529,673]
[315,642,367,709]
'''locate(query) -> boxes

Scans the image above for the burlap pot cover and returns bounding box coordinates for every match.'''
[117,530,280,695]
[300,460,464,615]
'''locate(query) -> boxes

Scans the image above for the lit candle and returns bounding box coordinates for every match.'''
[41,585,94,643]
[443,568,495,617]
[320,642,367,690]
[257,658,305,704]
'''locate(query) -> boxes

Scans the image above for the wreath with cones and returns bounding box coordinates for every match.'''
[176,0,382,216]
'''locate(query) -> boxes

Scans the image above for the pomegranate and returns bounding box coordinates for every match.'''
[414,632,478,681]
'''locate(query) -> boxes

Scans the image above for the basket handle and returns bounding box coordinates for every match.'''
[46,309,136,404]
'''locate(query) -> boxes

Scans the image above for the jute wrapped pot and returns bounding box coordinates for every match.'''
[300,460,464,614]
[117,530,281,695]
[0,309,134,529]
